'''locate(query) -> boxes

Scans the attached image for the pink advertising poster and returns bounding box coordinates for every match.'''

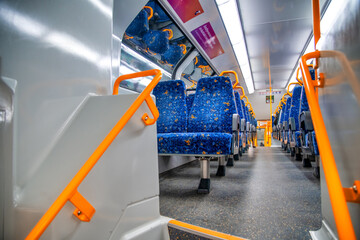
[168,0,204,23]
[191,22,225,59]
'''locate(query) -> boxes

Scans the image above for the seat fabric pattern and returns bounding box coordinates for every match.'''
[126,9,150,38]
[284,97,292,122]
[153,80,187,133]
[280,108,285,124]
[289,86,302,131]
[240,99,247,122]
[295,131,302,147]
[234,92,245,119]
[162,44,184,65]
[143,30,170,54]
[188,76,237,133]
[300,86,310,112]
[158,132,232,155]
[312,131,319,155]
[186,94,195,113]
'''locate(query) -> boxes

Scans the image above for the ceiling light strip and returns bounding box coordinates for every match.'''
[216,0,254,94]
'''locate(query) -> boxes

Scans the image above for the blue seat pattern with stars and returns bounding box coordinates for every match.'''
[157,76,237,155]
[153,80,187,133]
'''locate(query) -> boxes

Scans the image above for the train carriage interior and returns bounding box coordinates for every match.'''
[0,0,359,239]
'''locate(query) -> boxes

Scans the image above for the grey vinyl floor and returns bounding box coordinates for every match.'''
[159,144,322,240]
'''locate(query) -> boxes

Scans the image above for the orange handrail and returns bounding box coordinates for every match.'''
[287,82,301,97]
[300,52,356,240]
[219,70,240,89]
[296,67,303,85]
[26,69,162,240]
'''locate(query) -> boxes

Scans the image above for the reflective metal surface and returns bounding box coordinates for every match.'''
[316,0,360,238]
[238,0,327,90]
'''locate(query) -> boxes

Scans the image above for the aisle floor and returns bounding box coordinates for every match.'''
[159,146,321,240]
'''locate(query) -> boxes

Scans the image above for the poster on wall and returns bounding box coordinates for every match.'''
[191,22,225,59]
[167,0,204,23]
[266,95,274,103]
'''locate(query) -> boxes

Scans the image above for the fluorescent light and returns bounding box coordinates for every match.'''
[216,0,255,94]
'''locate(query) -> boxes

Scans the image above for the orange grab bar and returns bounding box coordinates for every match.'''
[26,69,162,240]
[296,67,303,85]
[300,52,356,240]
[312,0,320,69]
[287,82,301,97]
[234,85,246,99]
[219,70,240,89]
[143,6,153,20]
[179,44,187,55]
[162,29,173,40]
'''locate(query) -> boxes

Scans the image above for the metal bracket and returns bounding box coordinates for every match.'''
[69,190,96,222]
[343,181,360,204]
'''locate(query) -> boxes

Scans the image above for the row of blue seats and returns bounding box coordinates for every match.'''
[153,76,256,193]
[125,1,186,65]
[272,70,320,177]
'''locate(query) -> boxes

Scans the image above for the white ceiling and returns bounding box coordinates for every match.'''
[238,0,328,90]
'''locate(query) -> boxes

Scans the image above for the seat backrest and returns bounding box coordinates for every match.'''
[153,80,187,133]
[240,99,248,122]
[186,93,195,113]
[299,86,309,113]
[284,97,292,122]
[188,76,237,133]
[125,9,150,38]
[280,107,285,124]
[234,92,245,119]
[289,85,302,130]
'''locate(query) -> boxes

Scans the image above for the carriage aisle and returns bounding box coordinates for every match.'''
[159,145,321,240]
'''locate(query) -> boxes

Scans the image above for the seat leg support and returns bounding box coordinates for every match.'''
[198,158,210,194]
[216,156,226,176]
[226,155,234,167]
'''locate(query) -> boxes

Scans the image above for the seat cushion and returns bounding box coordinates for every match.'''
[158,132,232,155]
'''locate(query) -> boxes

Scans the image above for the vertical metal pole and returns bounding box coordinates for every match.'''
[200,158,210,179]
[268,51,272,146]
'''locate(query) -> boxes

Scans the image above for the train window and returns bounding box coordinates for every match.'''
[120,0,199,92]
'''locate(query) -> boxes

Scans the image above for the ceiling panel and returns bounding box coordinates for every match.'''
[238,0,328,90]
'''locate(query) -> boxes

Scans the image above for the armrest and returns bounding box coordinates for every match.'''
[232,114,240,131]
[240,119,245,132]
[299,111,314,131]
[246,122,250,132]
[289,117,296,131]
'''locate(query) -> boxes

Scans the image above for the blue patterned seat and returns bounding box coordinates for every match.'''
[147,0,171,23]
[312,131,319,155]
[162,44,185,65]
[158,133,231,155]
[143,30,170,54]
[295,131,302,147]
[289,86,302,131]
[153,80,187,133]
[157,76,237,155]
[186,93,195,113]
[234,92,245,147]
[125,9,150,38]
